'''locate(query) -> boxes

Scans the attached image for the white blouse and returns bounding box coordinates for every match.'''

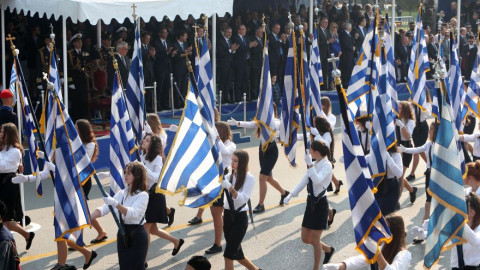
[462,133,480,157]
[402,141,433,168]
[97,187,149,225]
[413,102,432,122]
[356,127,370,153]
[398,119,415,141]
[313,132,332,150]
[367,152,403,179]
[0,147,22,173]
[217,139,236,168]
[340,250,411,270]
[238,119,281,144]
[84,142,95,160]
[451,225,480,268]
[141,154,163,189]
[290,158,332,198]
[326,113,336,130]
[223,172,255,212]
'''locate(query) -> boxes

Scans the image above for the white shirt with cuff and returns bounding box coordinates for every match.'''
[223,172,255,212]
[290,158,332,198]
[97,188,149,225]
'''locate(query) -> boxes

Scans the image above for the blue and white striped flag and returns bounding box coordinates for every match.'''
[51,95,94,246]
[383,18,398,115]
[424,80,468,269]
[109,72,136,196]
[301,33,312,129]
[49,49,63,101]
[339,87,392,263]
[464,42,480,118]
[407,6,430,112]
[9,64,17,104]
[13,60,42,196]
[195,34,215,125]
[279,31,299,166]
[157,84,223,208]
[309,28,325,119]
[449,37,465,132]
[125,18,145,146]
[254,41,277,151]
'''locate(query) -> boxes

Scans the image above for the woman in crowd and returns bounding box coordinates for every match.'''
[460,122,480,162]
[284,141,333,270]
[0,123,34,250]
[395,101,418,205]
[324,214,411,270]
[188,121,236,255]
[76,119,108,244]
[91,161,149,270]
[328,22,342,89]
[221,150,261,270]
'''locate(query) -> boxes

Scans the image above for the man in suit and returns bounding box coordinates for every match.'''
[141,31,156,112]
[114,41,131,89]
[154,27,173,110]
[27,25,43,99]
[339,23,355,86]
[171,29,192,108]
[317,17,334,90]
[232,24,256,102]
[216,27,238,103]
[36,35,53,98]
[395,35,411,83]
[426,34,438,79]
[462,34,478,80]
[268,23,284,89]
[249,26,264,100]
[353,17,367,53]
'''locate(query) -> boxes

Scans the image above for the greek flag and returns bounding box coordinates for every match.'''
[254,40,276,151]
[49,49,63,101]
[449,37,465,132]
[407,6,430,112]
[109,72,136,196]
[51,95,94,246]
[383,18,398,115]
[13,60,42,196]
[157,84,223,208]
[424,80,468,269]
[125,18,145,146]
[279,31,299,166]
[339,87,392,263]
[309,28,325,119]
[194,34,215,124]
[464,43,480,118]
[300,33,312,128]
[8,65,17,103]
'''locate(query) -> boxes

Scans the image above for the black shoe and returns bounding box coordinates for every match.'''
[413,238,424,244]
[323,246,335,264]
[406,174,416,182]
[280,190,290,206]
[172,239,184,256]
[252,204,265,214]
[410,187,418,204]
[205,244,222,254]
[168,208,175,227]
[90,235,108,244]
[334,180,344,195]
[26,232,35,250]
[328,209,337,227]
[145,262,148,269]
[188,217,203,225]
[21,216,31,227]
[395,202,401,211]
[83,251,97,269]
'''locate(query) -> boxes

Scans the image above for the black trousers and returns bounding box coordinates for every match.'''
[223,210,248,260]
[117,225,148,270]
[374,178,399,216]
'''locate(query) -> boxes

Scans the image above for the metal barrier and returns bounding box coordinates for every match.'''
[390,16,415,30]
[144,83,157,114]
[170,73,174,118]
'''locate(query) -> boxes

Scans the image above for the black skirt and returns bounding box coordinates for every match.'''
[425,169,432,202]
[399,140,413,168]
[259,142,278,176]
[82,178,92,200]
[412,121,429,147]
[0,173,23,222]
[145,186,168,224]
[374,178,400,216]
[223,210,248,260]
[302,195,329,230]
[117,225,148,270]
[212,191,225,207]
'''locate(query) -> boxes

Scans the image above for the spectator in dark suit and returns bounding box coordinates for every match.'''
[462,34,478,80]
[318,17,334,90]
[353,17,367,53]
[268,24,284,88]
[247,11,262,37]
[339,23,355,86]
[114,41,131,89]
[154,28,173,110]
[459,27,468,53]
[217,27,238,104]
[249,26,264,100]
[232,24,255,102]
[141,32,156,112]
[171,29,192,108]
[395,35,410,83]
[426,34,438,79]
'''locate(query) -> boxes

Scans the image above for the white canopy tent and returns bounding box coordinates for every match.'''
[1,0,233,108]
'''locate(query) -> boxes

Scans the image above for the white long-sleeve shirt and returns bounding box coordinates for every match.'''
[356,127,370,153]
[290,158,332,198]
[341,250,411,270]
[217,139,236,168]
[326,113,336,130]
[413,102,432,122]
[367,152,403,179]
[402,141,433,168]
[141,154,163,189]
[223,172,255,212]
[462,133,480,157]
[398,119,415,141]
[451,225,480,268]
[84,142,95,160]
[238,119,280,144]
[313,132,332,150]
[0,147,21,173]
[97,187,149,225]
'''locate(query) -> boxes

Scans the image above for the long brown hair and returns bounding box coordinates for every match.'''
[321,97,331,115]
[399,101,415,122]
[0,123,23,154]
[467,192,480,230]
[75,119,99,162]
[232,150,249,190]
[467,160,480,183]
[313,116,335,158]
[143,134,165,162]
[381,214,406,264]
[215,121,232,142]
[146,114,166,136]
[125,161,147,194]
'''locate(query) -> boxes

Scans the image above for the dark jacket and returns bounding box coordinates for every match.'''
[114,53,131,88]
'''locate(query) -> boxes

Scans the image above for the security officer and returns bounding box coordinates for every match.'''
[36,34,53,98]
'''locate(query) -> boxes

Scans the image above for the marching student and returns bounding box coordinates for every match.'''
[75,119,108,244]
[460,122,480,162]
[465,161,480,196]
[321,97,336,130]
[395,101,418,205]
[324,214,411,270]
[0,123,35,250]
[354,117,371,155]
[227,107,289,214]
[91,161,149,270]
[221,150,261,270]
[141,134,184,266]
[398,122,436,221]
[188,121,236,255]
[283,141,334,269]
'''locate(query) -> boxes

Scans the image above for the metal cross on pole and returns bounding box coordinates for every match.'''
[131,3,137,20]
[328,53,341,86]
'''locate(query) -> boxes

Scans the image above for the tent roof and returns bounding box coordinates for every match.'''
[1,0,233,22]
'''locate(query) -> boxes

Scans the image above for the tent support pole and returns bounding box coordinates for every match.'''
[63,16,68,110]
[2,5,5,88]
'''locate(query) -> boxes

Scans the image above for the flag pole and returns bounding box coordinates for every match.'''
[367,8,379,123]
[297,26,309,152]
